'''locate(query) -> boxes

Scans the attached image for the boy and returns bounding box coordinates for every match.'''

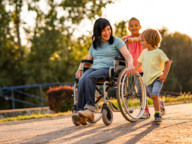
[126,29,171,123]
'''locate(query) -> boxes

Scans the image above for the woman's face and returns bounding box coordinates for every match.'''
[101,25,111,42]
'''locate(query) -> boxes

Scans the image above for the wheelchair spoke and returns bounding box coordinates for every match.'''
[119,72,146,120]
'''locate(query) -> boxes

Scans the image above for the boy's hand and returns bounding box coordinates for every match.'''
[158,74,167,81]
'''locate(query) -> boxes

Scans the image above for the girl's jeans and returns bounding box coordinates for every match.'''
[77,68,109,111]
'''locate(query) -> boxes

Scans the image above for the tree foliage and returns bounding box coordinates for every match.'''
[0,0,115,109]
[159,28,192,92]
[0,0,192,110]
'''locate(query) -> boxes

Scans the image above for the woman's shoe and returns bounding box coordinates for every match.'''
[78,109,94,122]
[72,113,87,125]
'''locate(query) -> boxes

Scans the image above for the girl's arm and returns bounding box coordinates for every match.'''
[127,37,141,44]
[158,60,171,81]
[119,45,135,76]
[122,36,141,44]
[77,54,93,78]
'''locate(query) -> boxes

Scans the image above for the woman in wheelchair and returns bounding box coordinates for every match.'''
[72,18,135,125]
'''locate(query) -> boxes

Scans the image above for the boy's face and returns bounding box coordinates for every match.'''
[128,20,141,36]
[141,38,150,49]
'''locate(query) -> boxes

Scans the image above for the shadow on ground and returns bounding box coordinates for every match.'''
[18,119,160,144]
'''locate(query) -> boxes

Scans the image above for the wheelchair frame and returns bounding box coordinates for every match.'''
[72,56,146,126]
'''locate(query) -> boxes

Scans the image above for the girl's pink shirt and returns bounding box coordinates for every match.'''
[124,34,144,73]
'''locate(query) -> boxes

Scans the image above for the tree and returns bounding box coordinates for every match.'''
[0,0,116,109]
[159,29,192,92]
[114,20,128,38]
[22,0,116,84]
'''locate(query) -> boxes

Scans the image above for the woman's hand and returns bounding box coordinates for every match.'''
[126,63,142,77]
[125,64,136,77]
[77,70,82,78]
[76,54,93,78]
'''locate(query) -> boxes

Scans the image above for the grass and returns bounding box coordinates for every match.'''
[0,111,72,123]
[109,93,192,109]
[148,93,192,105]
[1,93,191,123]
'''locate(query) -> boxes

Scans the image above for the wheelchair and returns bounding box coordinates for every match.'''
[72,55,146,126]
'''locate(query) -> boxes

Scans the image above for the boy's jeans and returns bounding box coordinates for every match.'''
[146,78,163,97]
[77,68,109,111]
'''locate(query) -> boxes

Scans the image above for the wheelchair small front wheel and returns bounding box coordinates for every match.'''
[102,108,113,125]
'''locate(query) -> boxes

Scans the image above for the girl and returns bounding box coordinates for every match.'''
[122,17,165,119]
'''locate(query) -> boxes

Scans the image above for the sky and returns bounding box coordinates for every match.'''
[7,0,192,45]
[75,0,192,38]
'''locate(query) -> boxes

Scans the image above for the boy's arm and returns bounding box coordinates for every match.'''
[158,60,171,81]
[125,63,142,77]
[135,62,142,71]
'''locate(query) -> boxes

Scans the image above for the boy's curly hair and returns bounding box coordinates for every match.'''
[141,29,162,48]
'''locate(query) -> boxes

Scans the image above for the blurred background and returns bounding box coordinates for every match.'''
[0,0,192,110]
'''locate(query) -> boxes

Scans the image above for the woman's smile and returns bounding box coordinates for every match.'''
[101,25,111,42]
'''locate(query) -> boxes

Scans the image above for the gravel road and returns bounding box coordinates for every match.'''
[0,103,192,144]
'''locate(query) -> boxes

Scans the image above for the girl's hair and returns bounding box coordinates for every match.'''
[128,17,141,26]
[92,18,114,49]
[141,29,162,48]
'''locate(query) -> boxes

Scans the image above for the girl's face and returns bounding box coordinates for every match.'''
[128,20,141,36]
[141,38,149,49]
[101,25,111,42]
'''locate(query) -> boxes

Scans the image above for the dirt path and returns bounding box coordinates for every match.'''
[0,103,192,144]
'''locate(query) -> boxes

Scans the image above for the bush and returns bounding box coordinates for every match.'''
[46,85,74,113]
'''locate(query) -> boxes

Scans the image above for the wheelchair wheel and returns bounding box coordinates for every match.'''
[116,67,146,122]
[102,107,113,125]
[87,87,103,123]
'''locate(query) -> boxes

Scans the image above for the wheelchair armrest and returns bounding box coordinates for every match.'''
[115,56,125,61]
[74,59,93,80]
[81,59,93,64]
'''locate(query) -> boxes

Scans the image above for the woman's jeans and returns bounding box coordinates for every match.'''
[77,68,109,111]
